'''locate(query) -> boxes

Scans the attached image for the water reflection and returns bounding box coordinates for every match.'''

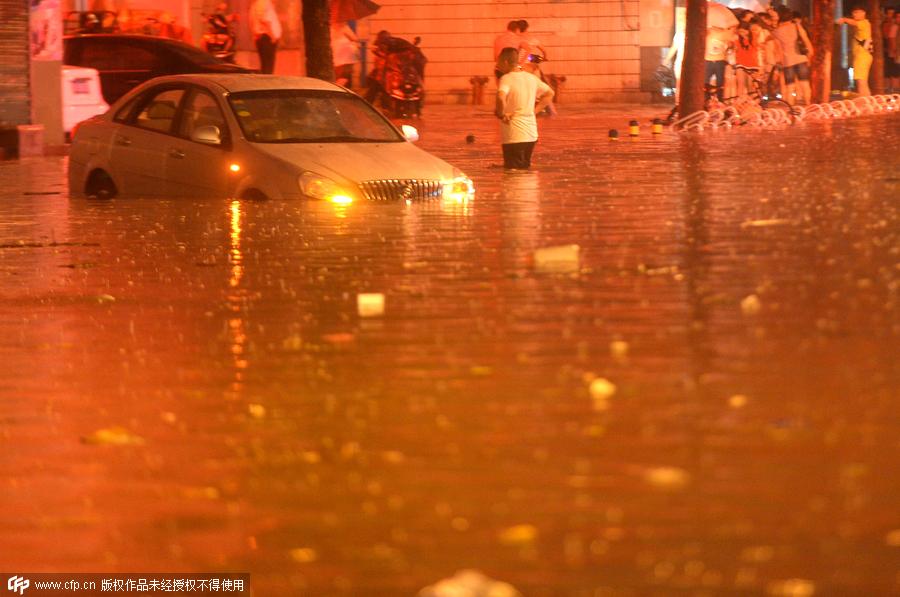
[678,135,714,387]
[227,199,247,397]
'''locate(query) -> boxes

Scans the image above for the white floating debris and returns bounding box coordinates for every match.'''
[766,578,816,597]
[419,569,522,597]
[534,244,580,273]
[643,466,691,490]
[729,394,748,409]
[885,529,900,547]
[288,547,318,563]
[498,524,538,546]
[741,294,762,316]
[609,340,629,360]
[357,293,385,317]
[740,219,789,228]
[589,378,617,401]
[81,426,145,446]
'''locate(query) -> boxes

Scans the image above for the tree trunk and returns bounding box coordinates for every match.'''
[811,0,835,103]
[869,0,884,94]
[302,0,334,81]
[680,0,708,115]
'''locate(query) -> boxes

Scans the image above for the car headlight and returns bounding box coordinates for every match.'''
[442,169,474,203]
[298,172,354,204]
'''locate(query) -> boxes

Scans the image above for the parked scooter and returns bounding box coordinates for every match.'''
[365,32,426,118]
[201,3,237,63]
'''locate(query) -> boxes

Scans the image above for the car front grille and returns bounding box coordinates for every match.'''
[358,179,443,202]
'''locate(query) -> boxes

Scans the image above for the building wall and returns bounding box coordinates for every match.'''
[0,0,31,127]
[360,0,666,103]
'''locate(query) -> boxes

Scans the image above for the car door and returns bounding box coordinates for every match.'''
[164,87,235,197]
[108,86,186,197]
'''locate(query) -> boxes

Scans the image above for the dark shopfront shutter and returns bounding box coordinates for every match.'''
[0,0,31,128]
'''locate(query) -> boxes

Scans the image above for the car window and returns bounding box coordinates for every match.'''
[113,95,141,123]
[80,40,160,71]
[63,38,80,65]
[168,43,225,66]
[133,88,185,134]
[228,90,403,143]
[178,89,227,144]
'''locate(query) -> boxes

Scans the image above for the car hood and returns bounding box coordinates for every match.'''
[253,141,457,186]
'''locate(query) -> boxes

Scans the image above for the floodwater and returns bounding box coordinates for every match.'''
[1,106,899,596]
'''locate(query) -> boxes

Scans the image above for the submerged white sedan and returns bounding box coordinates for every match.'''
[68,74,474,203]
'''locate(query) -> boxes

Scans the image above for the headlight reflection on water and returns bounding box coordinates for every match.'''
[442,172,475,204]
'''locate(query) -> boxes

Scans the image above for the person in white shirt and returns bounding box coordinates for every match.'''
[495,47,554,170]
[705,26,736,102]
[331,21,360,87]
[249,0,282,74]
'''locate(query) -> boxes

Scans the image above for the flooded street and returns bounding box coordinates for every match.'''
[1,106,899,595]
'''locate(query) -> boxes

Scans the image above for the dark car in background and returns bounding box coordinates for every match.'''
[63,34,252,105]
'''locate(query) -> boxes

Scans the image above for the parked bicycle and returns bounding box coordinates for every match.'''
[664,64,798,129]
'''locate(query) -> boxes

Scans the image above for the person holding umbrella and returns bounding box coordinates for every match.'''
[704,2,739,103]
[249,0,282,73]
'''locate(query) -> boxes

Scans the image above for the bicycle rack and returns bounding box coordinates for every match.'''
[852,96,877,114]
[802,104,830,120]
[671,94,899,134]
[829,101,850,118]
[671,110,710,132]
[706,107,741,130]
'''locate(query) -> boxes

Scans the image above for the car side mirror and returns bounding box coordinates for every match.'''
[191,125,222,145]
[401,124,419,143]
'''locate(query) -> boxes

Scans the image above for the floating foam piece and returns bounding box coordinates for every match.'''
[357,293,385,317]
[534,244,580,273]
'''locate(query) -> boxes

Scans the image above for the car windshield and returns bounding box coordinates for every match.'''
[228,90,404,143]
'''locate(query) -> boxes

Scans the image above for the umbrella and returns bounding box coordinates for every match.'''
[724,0,763,12]
[330,0,379,24]
[707,1,739,29]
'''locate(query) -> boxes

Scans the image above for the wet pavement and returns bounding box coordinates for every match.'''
[1,104,899,596]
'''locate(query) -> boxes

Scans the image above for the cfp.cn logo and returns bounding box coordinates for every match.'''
[6,576,29,595]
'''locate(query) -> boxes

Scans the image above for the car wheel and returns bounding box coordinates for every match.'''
[85,170,118,199]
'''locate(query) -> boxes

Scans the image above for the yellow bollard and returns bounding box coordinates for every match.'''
[628,119,640,137]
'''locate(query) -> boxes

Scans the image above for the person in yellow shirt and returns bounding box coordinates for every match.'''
[837,7,873,96]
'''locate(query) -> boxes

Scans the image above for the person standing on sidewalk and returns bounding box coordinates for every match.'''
[771,6,814,105]
[837,7,873,97]
[704,26,735,103]
[331,21,360,87]
[882,7,896,91]
[516,20,547,65]
[249,0,282,74]
[494,47,554,171]
[888,11,900,93]
[517,19,557,115]
[493,21,521,82]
